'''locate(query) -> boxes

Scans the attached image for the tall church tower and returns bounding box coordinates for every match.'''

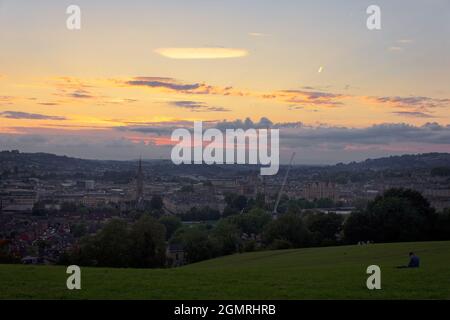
[136,158,144,204]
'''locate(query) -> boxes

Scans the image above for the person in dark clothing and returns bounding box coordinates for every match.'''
[407,252,420,268]
[396,252,420,268]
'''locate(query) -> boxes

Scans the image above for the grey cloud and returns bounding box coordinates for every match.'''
[215,117,274,130]
[38,102,60,106]
[279,122,450,147]
[118,117,274,135]
[117,118,450,148]
[273,122,304,128]
[207,107,230,112]
[283,90,343,100]
[3,119,450,164]
[69,89,94,99]
[116,119,200,136]
[127,77,200,91]
[0,111,67,120]
[280,90,344,106]
[392,111,435,118]
[374,96,450,109]
[116,125,178,136]
[169,100,230,112]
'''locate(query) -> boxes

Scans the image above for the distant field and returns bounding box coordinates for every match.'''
[1,241,449,299]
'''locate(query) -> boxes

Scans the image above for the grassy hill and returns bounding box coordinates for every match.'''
[1,241,449,299]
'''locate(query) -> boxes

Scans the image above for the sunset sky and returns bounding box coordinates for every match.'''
[1,0,449,164]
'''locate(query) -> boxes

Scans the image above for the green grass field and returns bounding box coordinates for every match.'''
[1,241,449,299]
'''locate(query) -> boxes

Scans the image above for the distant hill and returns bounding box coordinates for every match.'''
[0,150,234,178]
[333,153,450,171]
[1,150,449,175]
[0,150,131,173]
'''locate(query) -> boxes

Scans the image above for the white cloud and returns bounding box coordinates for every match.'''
[154,47,249,59]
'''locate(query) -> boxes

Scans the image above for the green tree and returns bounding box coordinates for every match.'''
[263,213,311,248]
[92,219,131,267]
[159,215,182,240]
[342,210,374,243]
[68,217,167,268]
[129,215,166,268]
[171,226,217,263]
[430,208,450,241]
[344,188,436,243]
[227,208,271,235]
[212,220,242,255]
[304,212,343,245]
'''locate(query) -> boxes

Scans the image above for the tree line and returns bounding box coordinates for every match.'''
[60,188,450,268]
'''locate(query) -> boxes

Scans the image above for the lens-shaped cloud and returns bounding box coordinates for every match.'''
[154,47,249,59]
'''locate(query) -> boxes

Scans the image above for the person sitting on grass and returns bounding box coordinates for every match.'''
[407,252,420,268]
[396,252,420,268]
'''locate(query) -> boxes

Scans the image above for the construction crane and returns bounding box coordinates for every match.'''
[272,152,296,218]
